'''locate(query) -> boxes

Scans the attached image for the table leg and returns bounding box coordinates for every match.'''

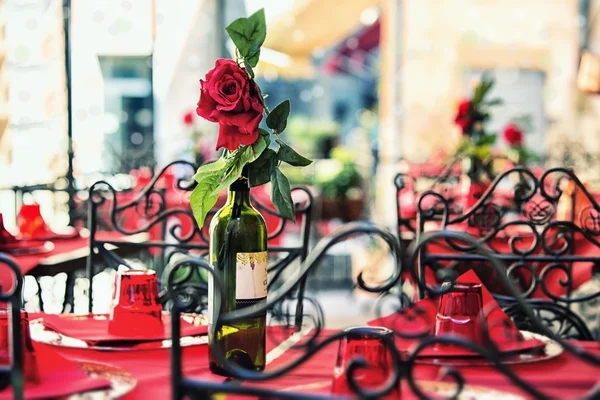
[63,272,75,313]
[36,277,44,313]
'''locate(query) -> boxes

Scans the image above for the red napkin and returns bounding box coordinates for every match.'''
[0,344,110,399]
[41,313,207,345]
[369,270,546,357]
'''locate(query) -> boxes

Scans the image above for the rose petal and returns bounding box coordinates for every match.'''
[196,85,218,122]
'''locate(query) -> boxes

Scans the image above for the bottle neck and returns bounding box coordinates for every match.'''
[226,177,251,207]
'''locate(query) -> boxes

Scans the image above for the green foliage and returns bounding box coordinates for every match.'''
[190,8,312,228]
[266,100,291,133]
[270,167,295,221]
[276,139,312,167]
[248,149,277,187]
[191,159,229,227]
[225,9,266,67]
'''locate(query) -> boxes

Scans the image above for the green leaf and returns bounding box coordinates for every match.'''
[251,131,270,160]
[266,100,291,133]
[225,9,266,63]
[248,149,276,187]
[210,147,254,195]
[190,173,221,228]
[270,167,295,221]
[192,158,227,182]
[276,139,312,167]
[246,49,260,68]
[475,133,497,146]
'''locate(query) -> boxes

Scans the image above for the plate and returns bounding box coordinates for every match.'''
[30,313,208,351]
[0,240,54,255]
[415,331,563,366]
[65,361,137,399]
[279,380,524,399]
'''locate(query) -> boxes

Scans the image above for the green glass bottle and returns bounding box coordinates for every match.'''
[208,170,268,375]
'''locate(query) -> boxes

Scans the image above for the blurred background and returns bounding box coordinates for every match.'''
[1,0,600,320]
[2,0,600,228]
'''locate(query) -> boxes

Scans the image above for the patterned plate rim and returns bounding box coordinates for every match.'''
[29,313,208,351]
[415,331,563,366]
[65,360,137,399]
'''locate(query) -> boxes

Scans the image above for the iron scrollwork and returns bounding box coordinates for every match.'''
[416,167,600,312]
[0,253,25,400]
[165,223,600,399]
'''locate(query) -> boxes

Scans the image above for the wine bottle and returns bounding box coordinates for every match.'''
[208,171,268,375]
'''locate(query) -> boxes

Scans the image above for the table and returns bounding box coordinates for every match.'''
[1,232,148,311]
[33,326,600,399]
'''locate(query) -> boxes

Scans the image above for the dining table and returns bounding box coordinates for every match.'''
[27,321,599,399]
[0,231,148,312]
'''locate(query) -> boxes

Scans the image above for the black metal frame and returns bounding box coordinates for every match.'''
[165,227,599,399]
[85,160,313,327]
[415,166,600,339]
[0,253,25,400]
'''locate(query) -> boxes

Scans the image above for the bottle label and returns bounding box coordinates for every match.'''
[235,251,268,308]
[207,251,268,324]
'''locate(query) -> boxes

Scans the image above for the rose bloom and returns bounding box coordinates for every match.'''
[503,123,523,147]
[183,111,194,126]
[196,59,264,151]
[454,99,472,134]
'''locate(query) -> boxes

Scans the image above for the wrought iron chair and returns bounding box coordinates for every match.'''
[165,227,600,399]
[84,160,314,328]
[0,253,26,400]
[414,166,600,340]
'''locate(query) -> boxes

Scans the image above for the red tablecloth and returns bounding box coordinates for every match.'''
[0,232,133,291]
[31,325,296,399]
[238,330,600,399]
[30,324,600,399]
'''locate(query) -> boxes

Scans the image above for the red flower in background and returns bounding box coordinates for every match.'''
[454,99,472,134]
[183,111,194,126]
[503,123,523,147]
[196,59,264,151]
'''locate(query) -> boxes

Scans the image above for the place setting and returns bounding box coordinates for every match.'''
[0,307,137,399]
[367,271,562,366]
[30,269,208,351]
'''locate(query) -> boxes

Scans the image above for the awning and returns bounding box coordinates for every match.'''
[256,0,381,79]
[323,20,380,75]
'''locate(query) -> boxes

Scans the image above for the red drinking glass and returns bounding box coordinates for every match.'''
[16,204,49,239]
[0,309,40,385]
[331,326,400,398]
[108,270,163,336]
[434,282,484,345]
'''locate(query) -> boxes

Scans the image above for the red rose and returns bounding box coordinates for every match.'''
[196,59,264,151]
[454,99,472,134]
[503,123,523,146]
[183,111,194,126]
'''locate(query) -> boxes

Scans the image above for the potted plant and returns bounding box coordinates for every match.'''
[316,147,364,221]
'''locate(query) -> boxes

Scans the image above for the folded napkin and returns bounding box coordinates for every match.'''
[0,344,110,399]
[41,313,208,345]
[369,270,546,357]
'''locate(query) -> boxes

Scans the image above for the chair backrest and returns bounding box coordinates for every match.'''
[0,253,25,400]
[414,166,600,338]
[85,160,313,325]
